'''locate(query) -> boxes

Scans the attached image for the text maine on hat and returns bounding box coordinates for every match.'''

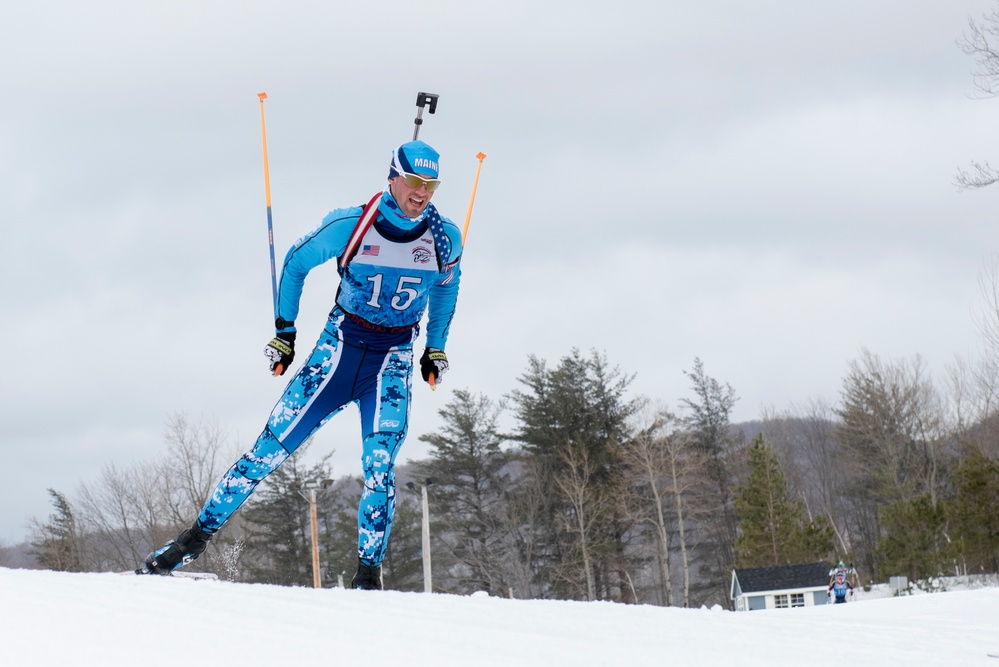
[390,140,441,179]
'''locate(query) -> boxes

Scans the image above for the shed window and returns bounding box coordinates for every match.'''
[774,594,788,609]
[790,593,805,608]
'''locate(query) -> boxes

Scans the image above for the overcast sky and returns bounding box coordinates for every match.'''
[3,0,998,545]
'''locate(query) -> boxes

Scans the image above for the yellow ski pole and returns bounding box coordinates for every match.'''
[429,151,486,391]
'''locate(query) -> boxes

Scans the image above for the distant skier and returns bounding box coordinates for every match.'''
[828,571,854,604]
[138,140,463,590]
[829,560,858,587]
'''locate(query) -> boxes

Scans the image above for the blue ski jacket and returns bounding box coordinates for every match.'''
[274,188,462,350]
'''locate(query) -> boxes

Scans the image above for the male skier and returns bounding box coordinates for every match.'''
[139,139,462,590]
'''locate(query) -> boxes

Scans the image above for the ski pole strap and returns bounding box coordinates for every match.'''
[339,192,383,269]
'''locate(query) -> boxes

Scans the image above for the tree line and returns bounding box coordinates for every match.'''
[27,336,999,608]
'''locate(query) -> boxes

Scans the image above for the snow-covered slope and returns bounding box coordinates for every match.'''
[2,567,996,666]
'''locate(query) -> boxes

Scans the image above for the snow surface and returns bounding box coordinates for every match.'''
[2,567,997,666]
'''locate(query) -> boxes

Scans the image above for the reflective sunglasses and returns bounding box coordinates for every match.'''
[399,171,442,192]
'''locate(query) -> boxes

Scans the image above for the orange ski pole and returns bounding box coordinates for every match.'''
[429,152,487,391]
[461,152,487,244]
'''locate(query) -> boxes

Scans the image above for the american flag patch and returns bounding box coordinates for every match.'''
[361,245,380,256]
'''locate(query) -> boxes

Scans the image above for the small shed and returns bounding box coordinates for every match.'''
[731,561,830,611]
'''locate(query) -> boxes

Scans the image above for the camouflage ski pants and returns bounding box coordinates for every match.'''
[198,308,415,566]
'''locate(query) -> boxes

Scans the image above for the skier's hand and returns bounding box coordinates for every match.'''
[420,348,448,389]
[264,331,296,376]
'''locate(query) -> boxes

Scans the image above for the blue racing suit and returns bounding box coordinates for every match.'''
[829,579,853,603]
[197,188,462,566]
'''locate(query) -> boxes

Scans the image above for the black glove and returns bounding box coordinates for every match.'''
[264,331,296,376]
[420,348,449,386]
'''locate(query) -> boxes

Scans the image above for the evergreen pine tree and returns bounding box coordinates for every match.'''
[734,435,833,567]
[239,444,334,586]
[315,476,366,588]
[415,389,513,595]
[679,357,742,605]
[509,349,639,601]
[875,493,953,582]
[951,449,999,573]
[30,489,84,572]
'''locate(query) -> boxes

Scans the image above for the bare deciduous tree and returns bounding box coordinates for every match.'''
[622,405,676,606]
[504,455,547,599]
[622,402,706,607]
[77,462,159,570]
[552,442,608,601]
[956,8,999,189]
[664,430,707,607]
[0,539,14,568]
[945,255,999,461]
[74,413,240,571]
[964,256,999,446]
[156,414,235,526]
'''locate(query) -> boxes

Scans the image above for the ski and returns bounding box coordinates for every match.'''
[124,569,219,581]
[168,571,219,581]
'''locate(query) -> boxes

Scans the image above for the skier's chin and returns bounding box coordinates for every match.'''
[405,200,427,217]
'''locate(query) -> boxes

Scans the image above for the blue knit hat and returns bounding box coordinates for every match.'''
[389,140,440,179]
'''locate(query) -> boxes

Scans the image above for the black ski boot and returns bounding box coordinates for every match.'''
[139,520,214,575]
[351,559,383,590]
